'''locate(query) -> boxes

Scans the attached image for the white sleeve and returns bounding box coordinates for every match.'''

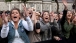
[1,23,9,38]
[25,16,33,31]
[22,20,31,31]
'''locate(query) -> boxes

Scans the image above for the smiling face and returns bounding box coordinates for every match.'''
[11,9,20,22]
[42,12,50,23]
[66,11,72,20]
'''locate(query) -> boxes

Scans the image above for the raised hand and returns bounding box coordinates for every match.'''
[62,0,67,6]
[22,3,29,17]
[50,12,55,22]
[31,11,36,23]
[34,12,38,24]
[31,7,35,11]
[2,11,8,24]
[22,3,26,11]
[62,0,68,9]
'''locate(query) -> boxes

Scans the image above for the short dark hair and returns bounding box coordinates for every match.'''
[10,8,20,15]
[0,11,3,14]
[42,11,49,17]
[5,10,10,14]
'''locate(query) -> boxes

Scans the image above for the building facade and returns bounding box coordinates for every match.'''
[0,0,74,12]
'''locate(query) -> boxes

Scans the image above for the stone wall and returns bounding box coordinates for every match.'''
[0,1,73,12]
[52,2,73,12]
[26,1,73,12]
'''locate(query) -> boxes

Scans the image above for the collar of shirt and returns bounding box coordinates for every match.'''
[10,19,22,26]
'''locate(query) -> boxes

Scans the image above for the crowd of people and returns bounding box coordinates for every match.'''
[0,0,76,43]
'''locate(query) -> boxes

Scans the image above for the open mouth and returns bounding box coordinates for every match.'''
[29,13,32,14]
[68,15,70,16]
[68,15,71,17]
[45,18,48,19]
[13,16,17,18]
[55,19,57,20]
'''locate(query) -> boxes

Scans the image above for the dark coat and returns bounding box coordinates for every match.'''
[0,27,8,43]
[51,21,64,38]
[39,20,52,41]
[60,10,73,39]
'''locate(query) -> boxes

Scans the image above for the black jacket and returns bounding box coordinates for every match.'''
[51,21,64,38]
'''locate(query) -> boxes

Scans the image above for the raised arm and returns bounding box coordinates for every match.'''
[26,16,33,31]
[60,0,68,26]
[1,11,9,38]
[22,3,33,31]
